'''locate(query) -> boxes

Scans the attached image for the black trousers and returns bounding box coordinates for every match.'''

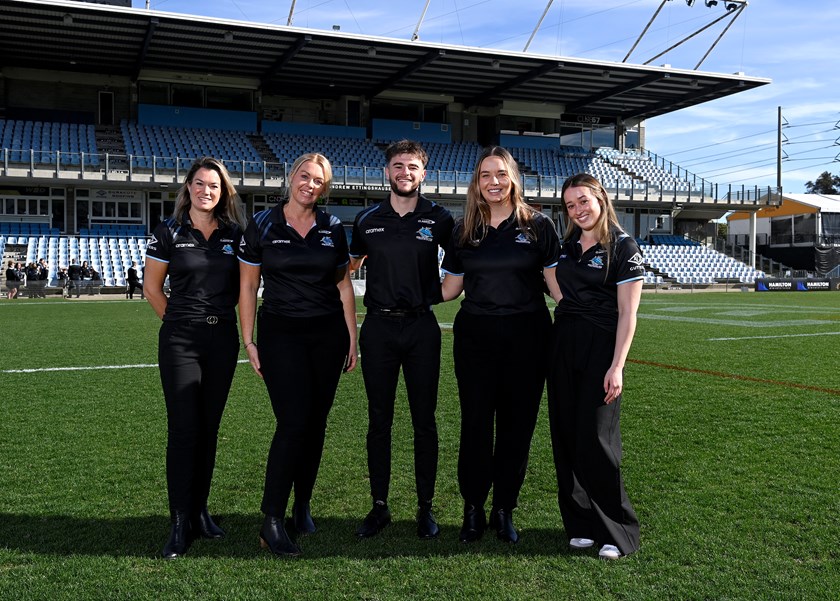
[127,280,144,299]
[258,311,349,517]
[547,313,640,556]
[452,308,550,511]
[359,312,440,504]
[158,318,239,514]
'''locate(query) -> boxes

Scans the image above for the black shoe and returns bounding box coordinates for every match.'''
[292,501,316,535]
[489,508,519,543]
[162,511,192,559]
[192,507,225,539]
[259,515,301,557]
[459,505,486,543]
[416,503,440,539]
[356,501,391,538]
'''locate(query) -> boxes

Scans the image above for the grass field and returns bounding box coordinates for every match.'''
[1,291,838,600]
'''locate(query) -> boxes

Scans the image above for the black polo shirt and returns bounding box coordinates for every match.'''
[441,211,559,316]
[238,202,349,318]
[145,216,241,322]
[350,195,453,311]
[553,228,645,331]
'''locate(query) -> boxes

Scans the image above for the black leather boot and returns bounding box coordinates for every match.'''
[489,507,519,543]
[193,507,225,539]
[162,511,192,559]
[292,501,316,535]
[459,504,486,543]
[259,515,301,557]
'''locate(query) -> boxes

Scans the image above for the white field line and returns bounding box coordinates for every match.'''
[707,331,840,342]
[637,314,833,328]
[2,359,251,374]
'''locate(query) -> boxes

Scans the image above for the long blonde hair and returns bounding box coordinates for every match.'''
[459,146,537,246]
[560,173,624,271]
[173,157,245,228]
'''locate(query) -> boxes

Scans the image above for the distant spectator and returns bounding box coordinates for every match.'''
[5,260,20,300]
[37,258,49,297]
[24,262,40,298]
[67,258,82,298]
[57,267,69,297]
[126,261,144,299]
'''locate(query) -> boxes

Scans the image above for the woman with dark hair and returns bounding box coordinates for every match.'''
[5,260,20,299]
[144,157,246,559]
[238,152,357,557]
[441,146,562,544]
[548,173,644,560]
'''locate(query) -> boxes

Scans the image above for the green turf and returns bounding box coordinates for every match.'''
[0,292,838,600]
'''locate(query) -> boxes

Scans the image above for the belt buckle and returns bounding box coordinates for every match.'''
[206,316,219,325]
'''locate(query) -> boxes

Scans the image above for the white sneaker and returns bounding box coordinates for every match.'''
[569,537,595,549]
[598,544,621,560]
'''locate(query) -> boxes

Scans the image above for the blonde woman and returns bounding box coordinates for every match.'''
[238,153,357,557]
[441,146,561,544]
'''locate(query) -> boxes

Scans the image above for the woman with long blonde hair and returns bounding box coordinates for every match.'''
[441,146,562,544]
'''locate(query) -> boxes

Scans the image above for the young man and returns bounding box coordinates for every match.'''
[349,140,454,539]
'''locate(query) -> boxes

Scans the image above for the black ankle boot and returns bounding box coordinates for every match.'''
[193,507,225,539]
[259,515,301,557]
[162,511,192,559]
[489,507,519,544]
[459,504,486,543]
[292,502,316,535]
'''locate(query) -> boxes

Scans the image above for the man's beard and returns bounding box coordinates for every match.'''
[390,179,420,197]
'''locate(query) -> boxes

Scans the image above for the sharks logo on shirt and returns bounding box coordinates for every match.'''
[321,236,335,248]
[588,256,604,269]
[416,227,433,242]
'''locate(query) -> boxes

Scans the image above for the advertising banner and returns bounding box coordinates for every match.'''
[755,278,839,292]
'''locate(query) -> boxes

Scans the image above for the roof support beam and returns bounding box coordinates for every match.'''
[367,49,445,99]
[564,73,664,113]
[133,17,158,81]
[462,61,563,108]
[261,34,311,87]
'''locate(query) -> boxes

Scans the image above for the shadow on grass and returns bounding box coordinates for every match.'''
[0,513,576,560]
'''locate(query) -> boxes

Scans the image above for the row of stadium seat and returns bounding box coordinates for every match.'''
[0,118,703,190]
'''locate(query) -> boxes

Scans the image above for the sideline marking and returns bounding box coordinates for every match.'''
[708,331,840,342]
[2,359,251,375]
[628,359,840,397]
[637,314,832,328]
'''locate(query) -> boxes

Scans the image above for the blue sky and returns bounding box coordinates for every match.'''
[136,0,839,193]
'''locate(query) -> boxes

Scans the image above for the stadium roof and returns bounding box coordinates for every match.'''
[0,0,771,122]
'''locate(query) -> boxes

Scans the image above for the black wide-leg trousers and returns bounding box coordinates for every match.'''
[547,313,640,556]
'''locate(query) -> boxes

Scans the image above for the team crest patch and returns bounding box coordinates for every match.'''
[222,244,234,255]
[416,226,433,242]
[321,236,334,248]
[588,256,604,269]
[514,233,530,244]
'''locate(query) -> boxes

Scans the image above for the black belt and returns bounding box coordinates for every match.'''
[369,307,429,318]
[189,316,223,325]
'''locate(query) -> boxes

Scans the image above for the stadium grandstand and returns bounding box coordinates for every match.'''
[0,0,795,294]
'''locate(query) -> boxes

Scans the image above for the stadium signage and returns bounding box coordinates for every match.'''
[755,278,839,292]
[565,114,601,125]
[332,184,389,192]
